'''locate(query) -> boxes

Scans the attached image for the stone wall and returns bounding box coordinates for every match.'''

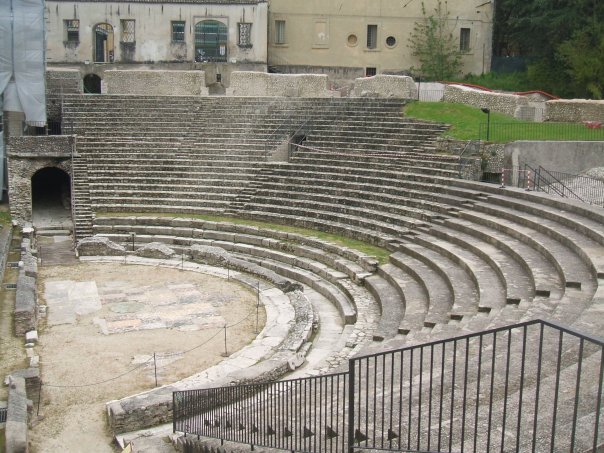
[103,70,209,96]
[7,136,73,225]
[226,72,332,97]
[353,75,417,99]
[443,85,528,117]
[545,99,604,123]
[46,68,82,121]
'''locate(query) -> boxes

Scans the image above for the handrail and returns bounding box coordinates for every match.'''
[173,319,604,453]
[525,162,587,203]
[457,140,479,178]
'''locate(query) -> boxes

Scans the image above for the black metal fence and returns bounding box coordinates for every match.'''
[479,122,604,142]
[173,319,604,453]
[174,372,349,453]
[0,406,6,423]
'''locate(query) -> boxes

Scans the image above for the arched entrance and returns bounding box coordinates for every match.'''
[31,168,72,229]
[194,20,228,62]
[94,23,114,63]
[83,74,102,94]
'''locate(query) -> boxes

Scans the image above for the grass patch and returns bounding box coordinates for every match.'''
[405,101,518,141]
[97,211,391,264]
[0,203,11,225]
[404,102,604,142]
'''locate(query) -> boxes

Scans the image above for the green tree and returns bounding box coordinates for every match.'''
[557,25,604,99]
[408,0,462,80]
[493,0,604,98]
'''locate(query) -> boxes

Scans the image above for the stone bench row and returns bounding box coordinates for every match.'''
[247,166,600,296]
[296,148,460,163]
[292,155,459,172]
[233,159,603,341]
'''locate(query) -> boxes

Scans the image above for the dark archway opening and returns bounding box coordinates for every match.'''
[83,74,102,94]
[31,167,72,228]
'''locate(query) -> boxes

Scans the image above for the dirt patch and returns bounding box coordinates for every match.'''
[29,262,264,452]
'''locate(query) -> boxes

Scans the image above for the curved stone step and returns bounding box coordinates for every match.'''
[397,241,480,316]
[364,274,404,342]
[389,252,454,327]
[460,208,597,291]
[378,263,428,336]
[440,218,562,299]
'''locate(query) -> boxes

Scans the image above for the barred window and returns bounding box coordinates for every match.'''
[64,19,79,43]
[275,20,286,45]
[238,23,252,47]
[121,19,135,43]
[367,24,377,49]
[172,21,185,42]
[460,28,471,52]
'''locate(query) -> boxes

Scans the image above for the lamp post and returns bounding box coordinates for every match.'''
[481,107,491,141]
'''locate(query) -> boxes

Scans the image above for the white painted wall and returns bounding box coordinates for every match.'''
[45,1,268,65]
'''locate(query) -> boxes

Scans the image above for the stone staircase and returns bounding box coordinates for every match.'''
[71,155,94,238]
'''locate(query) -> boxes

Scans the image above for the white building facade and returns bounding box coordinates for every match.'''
[45,0,268,66]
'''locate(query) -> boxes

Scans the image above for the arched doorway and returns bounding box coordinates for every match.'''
[31,168,72,228]
[194,20,228,62]
[83,74,102,94]
[94,23,114,63]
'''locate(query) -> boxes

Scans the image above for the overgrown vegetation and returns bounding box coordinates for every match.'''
[404,102,604,142]
[458,72,534,93]
[492,0,604,99]
[408,1,462,80]
[97,212,391,264]
[0,205,11,225]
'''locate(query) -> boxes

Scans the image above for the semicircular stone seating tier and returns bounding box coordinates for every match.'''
[62,95,604,438]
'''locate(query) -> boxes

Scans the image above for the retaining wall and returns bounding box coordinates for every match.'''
[504,141,604,175]
[46,68,82,120]
[353,75,417,99]
[545,99,604,123]
[226,72,332,97]
[443,85,528,117]
[103,70,209,96]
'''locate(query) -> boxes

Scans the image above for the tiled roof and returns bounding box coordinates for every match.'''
[49,0,264,4]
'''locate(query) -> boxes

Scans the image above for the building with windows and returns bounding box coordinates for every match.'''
[43,0,492,91]
[45,0,268,90]
[267,0,494,81]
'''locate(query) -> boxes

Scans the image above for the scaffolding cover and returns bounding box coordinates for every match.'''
[0,0,46,126]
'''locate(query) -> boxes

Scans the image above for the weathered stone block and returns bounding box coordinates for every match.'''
[76,236,127,256]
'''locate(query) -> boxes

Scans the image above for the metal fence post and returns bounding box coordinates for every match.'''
[348,358,355,453]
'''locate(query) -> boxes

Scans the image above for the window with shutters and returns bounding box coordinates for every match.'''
[367,24,377,49]
[460,28,471,52]
[275,20,286,45]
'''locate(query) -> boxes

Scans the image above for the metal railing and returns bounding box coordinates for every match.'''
[173,319,604,453]
[174,372,349,452]
[457,140,481,180]
[22,120,63,136]
[479,122,604,142]
[0,406,6,423]
[530,165,604,208]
